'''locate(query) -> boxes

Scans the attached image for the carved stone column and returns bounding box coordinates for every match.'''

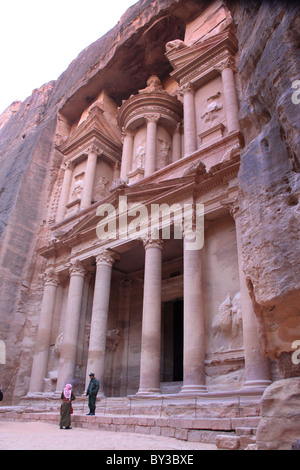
[172,123,182,162]
[181,236,207,394]
[120,129,134,181]
[229,201,271,391]
[29,269,59,393]
[144,115,160,177]
[137,239,164,395]
[56,260,86,390]
[217,57,240,133]
[81,145,99,210]
[56,161,75,222]
[85,250,120,395]
[180,83,197,156]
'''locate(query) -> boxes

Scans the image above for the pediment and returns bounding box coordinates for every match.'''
[166,28,238,82]
[59,104,122,156]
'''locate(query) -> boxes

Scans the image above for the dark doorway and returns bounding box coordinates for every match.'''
[162,299,183,382]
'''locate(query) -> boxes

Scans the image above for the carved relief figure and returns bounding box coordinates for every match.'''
[157,139,170,169]
[134,144,146,169]
[94,175,109,200]
[71,173,84,201]
[212,292,243,351]
[139,75,166,94]
[201,101,223,125]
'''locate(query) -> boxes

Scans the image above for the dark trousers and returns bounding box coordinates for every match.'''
[88,394,96,414]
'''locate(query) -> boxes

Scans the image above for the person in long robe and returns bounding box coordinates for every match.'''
[59,383,75,429]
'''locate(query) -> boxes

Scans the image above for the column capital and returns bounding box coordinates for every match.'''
[86,143,103,156]
[215,56,238,74]
[220,198,240,219]
[68,259,86,277]
[121,128,135,142]
[63,160,75,171]
[145,114,160,124]
[113,160,121,171]
[178,82,196,98]
[143,239,164,251]
[95,249,120,268]
[42,268,60,287]
[173,121,183,135]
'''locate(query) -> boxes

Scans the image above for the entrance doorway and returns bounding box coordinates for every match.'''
[162,299,183,382]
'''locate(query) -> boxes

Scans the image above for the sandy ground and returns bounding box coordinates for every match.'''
[0,421,217,451]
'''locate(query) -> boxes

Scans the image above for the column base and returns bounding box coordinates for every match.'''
[180,384,207,394]
[136,388,162,397]
[242,379,272,392]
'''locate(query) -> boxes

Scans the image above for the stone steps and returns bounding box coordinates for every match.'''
[216,425,257,450]
[0,407,261,446]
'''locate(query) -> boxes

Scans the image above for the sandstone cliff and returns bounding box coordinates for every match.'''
[229,0,300,371]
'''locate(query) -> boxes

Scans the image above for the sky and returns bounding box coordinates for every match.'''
[0,0,138,115]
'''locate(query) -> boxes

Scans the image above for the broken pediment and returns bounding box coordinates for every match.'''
[59,102,122,160]
[165,28,238,86]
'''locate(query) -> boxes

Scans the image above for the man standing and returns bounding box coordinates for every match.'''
[86,373,99,416]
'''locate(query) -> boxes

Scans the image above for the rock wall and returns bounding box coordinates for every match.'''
[228,0,300,367]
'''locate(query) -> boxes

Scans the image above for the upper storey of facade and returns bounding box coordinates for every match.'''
[45,0,243,247]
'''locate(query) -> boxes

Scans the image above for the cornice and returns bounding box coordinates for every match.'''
[117,91,183,132]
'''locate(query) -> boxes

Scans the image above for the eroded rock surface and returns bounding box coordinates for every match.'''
[230,1,300,360]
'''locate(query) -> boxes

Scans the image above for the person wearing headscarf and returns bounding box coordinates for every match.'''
[59,383,75,429]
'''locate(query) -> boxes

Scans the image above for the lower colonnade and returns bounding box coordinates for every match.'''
[27,205,271,403]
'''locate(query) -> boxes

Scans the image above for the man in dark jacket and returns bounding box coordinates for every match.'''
[86,373,99,415]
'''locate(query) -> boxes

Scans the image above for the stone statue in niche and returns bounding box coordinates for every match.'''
[98,176,109,189]
[138,75,167,95]
[71,173,84,201]
[157,139,170,168]
[212,292,243,351]
[134,145,146,169]
[93,175,109,201]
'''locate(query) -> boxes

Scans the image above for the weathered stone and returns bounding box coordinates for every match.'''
[256,378,300,450]
[215,434,240,450]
